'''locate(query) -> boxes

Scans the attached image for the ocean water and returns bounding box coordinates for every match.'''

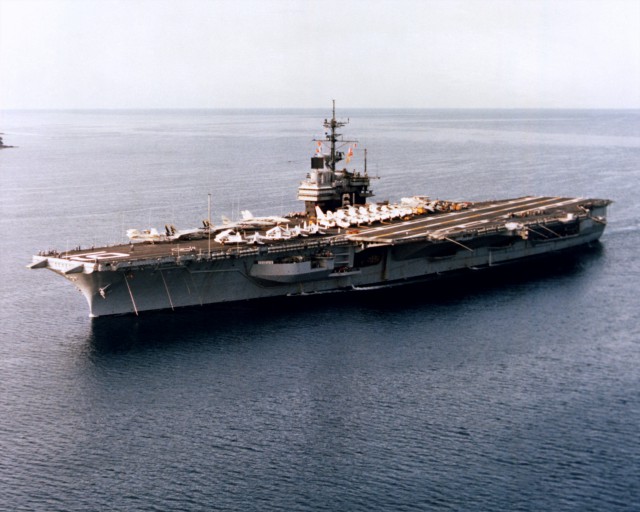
[1,109,639,511]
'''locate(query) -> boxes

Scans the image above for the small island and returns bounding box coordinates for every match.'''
[0,135,15,149]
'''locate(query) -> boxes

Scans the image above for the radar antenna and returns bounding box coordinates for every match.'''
[297,101,374,216]
[324,99,349,171]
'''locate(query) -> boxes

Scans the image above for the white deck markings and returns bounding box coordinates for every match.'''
[413,197,584,241]
[353,196,540,238]
[68,251,130,262]
[349,196,584,242]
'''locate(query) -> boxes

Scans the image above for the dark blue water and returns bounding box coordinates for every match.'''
[1,109,639,511]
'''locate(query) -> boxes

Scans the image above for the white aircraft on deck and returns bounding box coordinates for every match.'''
[126,228,162,243]
[162,224,208,241]
[235,210,290,229]
[315,206,351,229]
[306,223,325,235]
[246,232,267,245]
[214,229,247,244]
[265,225,292,241]
[315,206,336,229]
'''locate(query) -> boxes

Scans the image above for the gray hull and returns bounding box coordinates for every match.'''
[28,106,613,318]
[32,212,607,317]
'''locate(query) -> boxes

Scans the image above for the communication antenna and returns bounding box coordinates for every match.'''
[207,193,211,256]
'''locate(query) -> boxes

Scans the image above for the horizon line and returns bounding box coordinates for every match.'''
[2,106,640,112]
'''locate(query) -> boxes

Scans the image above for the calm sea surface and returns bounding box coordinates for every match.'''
[1,109,639,511]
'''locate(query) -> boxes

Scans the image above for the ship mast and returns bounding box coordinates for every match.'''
[325,99,347,171]
[297,101,374,215]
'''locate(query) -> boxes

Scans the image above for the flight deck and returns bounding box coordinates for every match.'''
[346,196,600,245]
[36,195,607,269]
[29,104,611,317]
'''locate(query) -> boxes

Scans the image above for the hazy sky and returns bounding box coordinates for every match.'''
[1,0,639,109]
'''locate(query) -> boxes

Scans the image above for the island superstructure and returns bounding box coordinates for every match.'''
[29,104,611,317]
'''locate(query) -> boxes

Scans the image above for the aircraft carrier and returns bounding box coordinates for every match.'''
[29,104,611,317]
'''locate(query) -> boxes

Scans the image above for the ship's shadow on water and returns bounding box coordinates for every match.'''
[87,243,605,354]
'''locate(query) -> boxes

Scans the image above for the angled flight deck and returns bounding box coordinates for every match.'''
[346,196,597,244]
[29,104,611,317]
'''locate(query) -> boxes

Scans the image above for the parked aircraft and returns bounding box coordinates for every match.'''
[126,228,162,243]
